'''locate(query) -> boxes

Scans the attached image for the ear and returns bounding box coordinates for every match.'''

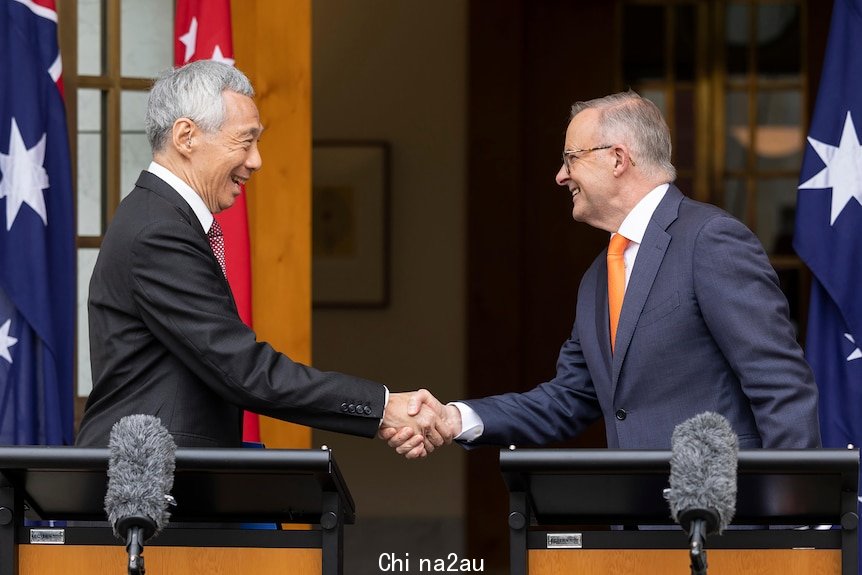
[612,144,635,176]
[171,118,195,158]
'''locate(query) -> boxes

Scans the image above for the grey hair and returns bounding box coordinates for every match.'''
[146,60,255,153]
[570,91,676,182]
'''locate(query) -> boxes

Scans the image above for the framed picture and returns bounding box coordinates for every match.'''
[312,141,390,308]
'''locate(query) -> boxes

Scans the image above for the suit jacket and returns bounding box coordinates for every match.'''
[464,185,821,449]
[76,171,385,447]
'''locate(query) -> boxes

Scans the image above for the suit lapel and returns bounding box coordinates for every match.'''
[595,255,614,374]
[135,171,200,231]
[134,170,239,311]
[611,186,683,391]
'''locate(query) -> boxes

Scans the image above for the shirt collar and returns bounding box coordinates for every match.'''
[147,161,214,233]
[616,183,670,244]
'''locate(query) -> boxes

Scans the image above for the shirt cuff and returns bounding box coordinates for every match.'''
[451,402,483,442]
[379,386,390,427]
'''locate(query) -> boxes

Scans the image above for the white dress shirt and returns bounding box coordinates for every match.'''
[453,183,670,441]
[147,161,215,234]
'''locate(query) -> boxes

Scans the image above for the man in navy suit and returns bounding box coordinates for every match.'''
[383,91,820,455]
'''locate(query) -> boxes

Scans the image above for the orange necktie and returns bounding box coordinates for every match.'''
[608,233,630,353]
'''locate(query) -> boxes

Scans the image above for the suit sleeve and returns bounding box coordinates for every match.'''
[128,218,386,438]
[460,318,603,447]
[693,215,821,448]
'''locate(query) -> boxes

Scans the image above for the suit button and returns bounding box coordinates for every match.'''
[348,404,356,413]
[364,406,372,415]
[615,409,627,421]
[341,402,348,412]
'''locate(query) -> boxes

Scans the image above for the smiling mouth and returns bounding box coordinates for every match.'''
[231,175,247,186]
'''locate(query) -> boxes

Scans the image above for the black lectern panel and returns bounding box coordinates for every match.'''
[501,448,859,575]
[0,447,354,524]
[0,447,356,575]
[501,448,857,525]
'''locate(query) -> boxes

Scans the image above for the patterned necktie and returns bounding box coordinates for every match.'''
[607,233,630,354]
[207,219,227,278]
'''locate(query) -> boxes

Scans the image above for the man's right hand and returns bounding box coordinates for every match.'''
[378,389,462,459]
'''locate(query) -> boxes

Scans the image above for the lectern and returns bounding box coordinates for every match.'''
[501,448,859,575]
[0,447,355,575]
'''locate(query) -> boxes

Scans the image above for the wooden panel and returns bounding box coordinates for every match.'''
[529,549,841,575]
[232,0,312,449]
[20,545,320,575]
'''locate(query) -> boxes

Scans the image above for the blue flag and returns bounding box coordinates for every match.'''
[0,0,74,444]
[795,0,862,450]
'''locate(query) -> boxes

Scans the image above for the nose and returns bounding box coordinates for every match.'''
[246,143,262,172]
[555,163,569,186]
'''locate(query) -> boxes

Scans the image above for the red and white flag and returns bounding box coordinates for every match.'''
[174,0,260,442]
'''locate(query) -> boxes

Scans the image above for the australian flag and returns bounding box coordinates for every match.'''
[795,0,862,452]
[0,0,74,444]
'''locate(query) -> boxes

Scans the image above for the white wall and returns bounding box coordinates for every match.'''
[311,0,467,539]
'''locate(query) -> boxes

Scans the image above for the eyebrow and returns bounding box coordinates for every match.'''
[241,124,264,138]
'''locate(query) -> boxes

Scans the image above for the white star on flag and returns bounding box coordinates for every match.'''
[211,45,235,67]
[179,17,198,63]
[0,117,49,231]
[798,111,862,225]
[845,333,862,362]
[0,318,17,364]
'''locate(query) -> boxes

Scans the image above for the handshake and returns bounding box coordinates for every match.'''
[379,390,462,459]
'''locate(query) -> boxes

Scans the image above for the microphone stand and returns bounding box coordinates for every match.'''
[679,509,719,575]
[118,516,156,575]
[688,519,708,575]
[126,526,147,575]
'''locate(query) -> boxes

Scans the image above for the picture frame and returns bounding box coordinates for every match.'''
[311,141,391,308]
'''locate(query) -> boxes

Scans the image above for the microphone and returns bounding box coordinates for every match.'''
[664,412,738,575]
[104,415,177,575]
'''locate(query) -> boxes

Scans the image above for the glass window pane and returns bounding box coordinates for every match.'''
[121,91,151,199]
[674,4,696,82]
[642,89,666,117]
[723,178,747,223]
[77,89,102,236]
[77,248,99,397]
[675,175,694,198]
[725,2,749,79]
[756,179,798,256]
[77,0,102,75]
[756,4,801,78]
[121,0,174,77]
[674,89,695,170]
[725,91,748,171]
[755,91,803,171]
[623,5,666,83]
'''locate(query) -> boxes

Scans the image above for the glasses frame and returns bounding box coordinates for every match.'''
[561,144,613,174]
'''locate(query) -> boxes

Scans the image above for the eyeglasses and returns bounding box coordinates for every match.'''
[561,145,613,174]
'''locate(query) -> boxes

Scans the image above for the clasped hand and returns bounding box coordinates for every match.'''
[379,390,461,459]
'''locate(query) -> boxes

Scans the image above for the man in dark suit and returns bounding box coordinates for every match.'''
[382,91,820,455]
[76,60,440,453]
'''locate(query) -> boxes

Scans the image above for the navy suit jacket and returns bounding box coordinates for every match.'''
[76,171,385,447]
[464,185,821,449]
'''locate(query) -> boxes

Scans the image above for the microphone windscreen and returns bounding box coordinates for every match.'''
[104,414,177,538]
[666,411,738,533]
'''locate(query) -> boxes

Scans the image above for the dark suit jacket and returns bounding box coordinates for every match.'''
[76,171,385,447]
[464,185,821,449]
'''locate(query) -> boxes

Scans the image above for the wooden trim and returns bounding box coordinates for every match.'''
[528,549,840,575]
[233,0,313,449]
[104,0,121,224]
[20,546,321,575]
[76,237,103,249]
[693,0,712,202]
